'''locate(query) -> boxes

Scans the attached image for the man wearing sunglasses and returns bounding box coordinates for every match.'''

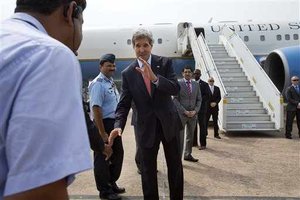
[285,76,300,139]
[207,77,222,139]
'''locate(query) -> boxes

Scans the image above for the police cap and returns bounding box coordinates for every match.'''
[99,54,115,65]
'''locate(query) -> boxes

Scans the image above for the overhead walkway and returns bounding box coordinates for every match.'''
[177,22,284,132]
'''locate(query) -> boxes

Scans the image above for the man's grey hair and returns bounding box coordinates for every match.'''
[132,28,154,47]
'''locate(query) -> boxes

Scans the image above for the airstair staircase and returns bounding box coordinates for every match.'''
[209,44,276,130]
[177,22,284,132]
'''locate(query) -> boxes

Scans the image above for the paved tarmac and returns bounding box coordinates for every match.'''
[69,111,300,200]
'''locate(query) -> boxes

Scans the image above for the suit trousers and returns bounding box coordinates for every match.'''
[140,119,183,200]
[94,118,124,194]
[198,112,208,147]
[285,110,300,137]
[206,109,219,136]
[179,115,197,158]
[133,126,141,171]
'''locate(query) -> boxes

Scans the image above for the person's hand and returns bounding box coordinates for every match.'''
[184,110,190,117]
[108,128,122,146]
[297,103,300,109]
[135,57,158,82]
[190,110,196,117]
[102,144,113,160]
[100,131,108,143]
[210,102,217,107]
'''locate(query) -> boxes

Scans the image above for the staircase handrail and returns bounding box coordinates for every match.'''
[198,32,228,96]
[186,23,228,130]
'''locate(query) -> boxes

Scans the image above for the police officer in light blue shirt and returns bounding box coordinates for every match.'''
[88,54,125,200]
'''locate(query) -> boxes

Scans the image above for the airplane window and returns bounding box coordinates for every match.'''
[244,36,249,42]
[158,38,162,44]
[285,34,290,40]
[260,35,265,41]
[127,39,131,45]
[293,34,299,40]
[276,35,282,41]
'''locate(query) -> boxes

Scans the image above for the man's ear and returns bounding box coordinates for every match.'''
[63,1,77,25]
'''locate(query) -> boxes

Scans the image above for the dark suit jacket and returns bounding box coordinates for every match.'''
[286,85,300,111]
[208,85,221,111]
[199,79,210,114]
[114,54,182,148]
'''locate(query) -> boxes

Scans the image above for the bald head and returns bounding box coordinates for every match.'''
[193,69,201,81]
[291,76,299,85]
[208,77,215,86]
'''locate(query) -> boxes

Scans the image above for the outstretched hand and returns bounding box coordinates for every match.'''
[108,128,122,146]
[135,57,158,82]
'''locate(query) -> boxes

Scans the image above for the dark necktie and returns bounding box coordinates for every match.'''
[186,81,191,95]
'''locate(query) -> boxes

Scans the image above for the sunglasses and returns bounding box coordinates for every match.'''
[208,80,214,82]
[292,79,299,81]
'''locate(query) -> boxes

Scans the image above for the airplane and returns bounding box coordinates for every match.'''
[78,21,300,93]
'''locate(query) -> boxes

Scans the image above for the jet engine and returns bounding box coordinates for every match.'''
[264,45,300,93]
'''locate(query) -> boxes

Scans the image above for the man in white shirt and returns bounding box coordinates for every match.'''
[0,0,92,199]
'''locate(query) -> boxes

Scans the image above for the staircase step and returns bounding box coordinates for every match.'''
[226,121,275,130]
[223,81,250,86]
[226,91,256,97]
[212,55,230,58]
[227,109,267,115]
[220,72,245,77]
[213,57,236,62]
[227,103,263,109]
[216,64,241,69]
[227,114,270,121]
[210,50,227,53]
[218,68,243,73]
[222,77,248,82]
[227,97,259,103]
[225,86,253,92]
[214,61,239,65]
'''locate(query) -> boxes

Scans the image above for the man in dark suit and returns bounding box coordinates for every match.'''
[206,77,222,139]
[109,28,183,200]
[285,76,300,139]
[193,69,210,149]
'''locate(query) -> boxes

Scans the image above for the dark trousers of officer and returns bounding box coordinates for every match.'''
[94,118,124,195]
[286,110,300,137]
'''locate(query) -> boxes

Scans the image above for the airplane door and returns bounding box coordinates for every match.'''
[195,27,205,38]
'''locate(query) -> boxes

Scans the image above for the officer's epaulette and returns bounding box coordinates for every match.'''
[96,77,104,82]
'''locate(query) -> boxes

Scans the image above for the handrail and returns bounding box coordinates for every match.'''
[185,23,228,130]
[219,26,283,130]
[198,33,228,96]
